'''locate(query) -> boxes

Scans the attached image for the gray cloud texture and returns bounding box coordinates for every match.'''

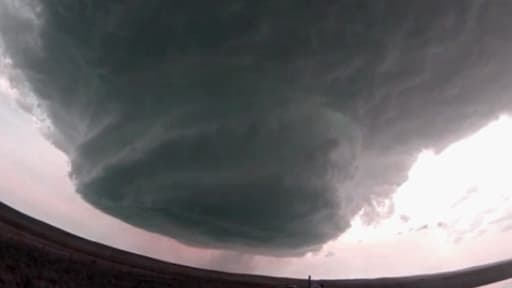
[2,0,512,255]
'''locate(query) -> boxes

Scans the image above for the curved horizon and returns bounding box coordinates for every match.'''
[2,1,512,286]
[1,200,512,287]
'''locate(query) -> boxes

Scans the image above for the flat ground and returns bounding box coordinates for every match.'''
[0,202,510,288]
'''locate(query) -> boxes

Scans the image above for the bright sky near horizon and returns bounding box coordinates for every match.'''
[2,76,512,286]
[2,2,512,287]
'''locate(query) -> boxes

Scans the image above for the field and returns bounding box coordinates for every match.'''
[0,202,510,288]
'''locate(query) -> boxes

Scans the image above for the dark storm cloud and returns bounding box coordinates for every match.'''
[2,0,512,255]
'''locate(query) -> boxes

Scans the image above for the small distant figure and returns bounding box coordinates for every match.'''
[308,275,324,288]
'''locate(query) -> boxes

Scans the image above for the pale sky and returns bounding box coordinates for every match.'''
[1,1,512,287]
[2,69,512,286]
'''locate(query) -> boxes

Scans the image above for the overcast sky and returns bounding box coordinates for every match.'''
[1,1,512,286]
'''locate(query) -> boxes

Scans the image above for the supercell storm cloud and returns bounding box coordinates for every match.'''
[1,0,512,255]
